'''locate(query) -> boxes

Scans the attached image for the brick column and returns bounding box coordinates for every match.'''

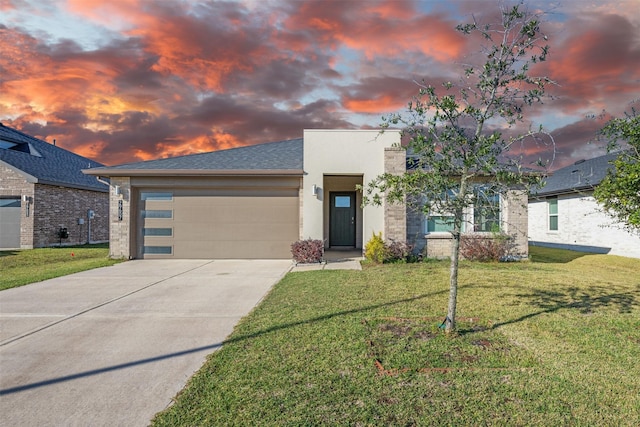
[383,147,406,242]
[109,177,132,258]
[502,189,528,257]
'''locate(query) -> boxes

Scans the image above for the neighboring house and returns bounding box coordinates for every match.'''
[0,123,109,249]
[529,152,640,258]
[84,129,529,260]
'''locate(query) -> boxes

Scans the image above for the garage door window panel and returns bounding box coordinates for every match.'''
[141,192,173,201]
[143,246,173,255]
[143,228,173,236]
[142,210,173,219]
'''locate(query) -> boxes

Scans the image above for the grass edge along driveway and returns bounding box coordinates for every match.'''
[0,243,121,291]
[152,246,640,426]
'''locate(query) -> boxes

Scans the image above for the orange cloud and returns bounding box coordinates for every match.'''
[152,131,243,160]
[284,0,465,62]
[343,95,404,114]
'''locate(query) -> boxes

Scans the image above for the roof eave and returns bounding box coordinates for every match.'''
[82,168,305,177]
[529,184,597,199]
[36,179,109,193]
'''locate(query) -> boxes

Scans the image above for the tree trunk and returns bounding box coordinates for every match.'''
[445,230,461,334]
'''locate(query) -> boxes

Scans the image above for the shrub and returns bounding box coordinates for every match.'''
[364,232,388,263]
[459,233,513,262]
[291,239,324,263]
[385,240,415,263]
[365,233,417,263]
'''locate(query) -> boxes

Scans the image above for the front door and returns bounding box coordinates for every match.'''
[330,192,356,247]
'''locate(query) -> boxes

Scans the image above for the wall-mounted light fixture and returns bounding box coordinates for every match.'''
[22,194,32,217]
[114,185,121,196]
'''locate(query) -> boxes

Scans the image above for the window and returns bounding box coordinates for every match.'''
[143,246,172,255]
[142,210,172,219]
[141,192,173,201]
[334,196,351,208]
[143,228,173,236]
[0,198,21,208]
[548,197,558,231]
[426,216,455,233]
[474,189,501,232]
[423,186,501,234]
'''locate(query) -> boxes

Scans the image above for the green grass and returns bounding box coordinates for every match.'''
[0,244,121,291]
[152,246,640,426]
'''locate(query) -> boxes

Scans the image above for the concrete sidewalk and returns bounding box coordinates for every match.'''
[0,259,291,427]
[290,250,363,272]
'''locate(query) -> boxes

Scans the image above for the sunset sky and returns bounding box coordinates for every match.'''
[1,0,639,169]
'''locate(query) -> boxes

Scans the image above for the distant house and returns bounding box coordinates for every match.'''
[84,129,529,260]
[528,152,640,258]
[0,123,109,249]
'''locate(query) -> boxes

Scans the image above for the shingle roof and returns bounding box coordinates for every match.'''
[531,152,620,197]
[86,138,304,176]
[0,123,108,192]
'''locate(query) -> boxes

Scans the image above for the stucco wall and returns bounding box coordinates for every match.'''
[302,129,401,246]
[529,192,640,258]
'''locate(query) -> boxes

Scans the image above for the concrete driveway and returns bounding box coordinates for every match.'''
[0,259,291,426]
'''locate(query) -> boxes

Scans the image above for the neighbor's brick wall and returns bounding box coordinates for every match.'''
[0,162,35,248]
[383,147,406,242]
[33,184,109,247]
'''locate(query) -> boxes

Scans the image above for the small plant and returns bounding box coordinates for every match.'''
[291,239,324,263]
[364,232,387,263]
[385,240,415,263]
[459,233,513,262]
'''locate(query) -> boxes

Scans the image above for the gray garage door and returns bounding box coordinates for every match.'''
[137,188,299,259]
[0,197,21,249]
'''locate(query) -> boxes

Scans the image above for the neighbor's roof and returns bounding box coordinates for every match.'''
[84,138,304,177]
[531,152,621,197]
[0,123,108,192]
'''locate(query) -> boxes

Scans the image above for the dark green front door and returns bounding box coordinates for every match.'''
[330,192,356,247]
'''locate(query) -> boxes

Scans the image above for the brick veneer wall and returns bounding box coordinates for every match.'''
[383,147,406,242]
[33,184,109,247]
[406,189,530,259]
[501,189,528,257]
[0,162,35,248]
[108,177,132,258]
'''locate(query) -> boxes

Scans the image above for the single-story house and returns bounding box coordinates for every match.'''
[528,152,640,258]
[0,123,109,249]
[84,129,529,260]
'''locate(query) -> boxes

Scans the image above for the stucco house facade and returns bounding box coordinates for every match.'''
[85,129,528,260]
[529,153,640,258]
[0,123,109,249]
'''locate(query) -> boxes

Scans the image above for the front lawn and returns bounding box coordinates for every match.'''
[152,247,640,426]
[0,244,121,291]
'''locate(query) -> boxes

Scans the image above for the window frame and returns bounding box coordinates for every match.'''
[547,196,558,231]
[473,188,501,233]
